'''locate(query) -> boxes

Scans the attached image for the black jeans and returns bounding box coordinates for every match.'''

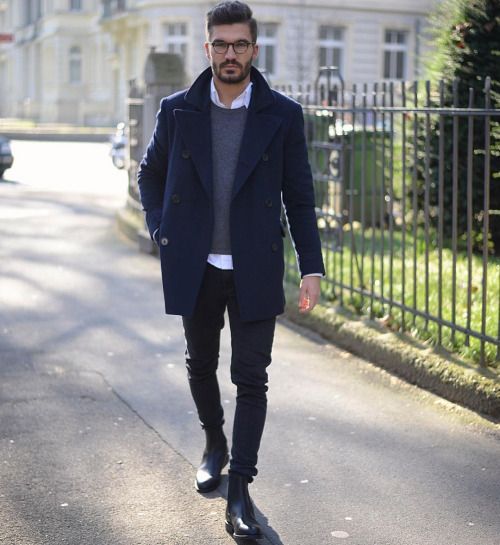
[182,263,276,481]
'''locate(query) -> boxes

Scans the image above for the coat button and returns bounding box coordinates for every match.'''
[182,150,190,159]
[265,198,273,207]
[160,237,169,246]
[171,193,181,204]
[271,242,278,252]
[262,152,269,161]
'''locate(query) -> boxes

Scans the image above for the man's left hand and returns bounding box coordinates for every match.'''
[298,276,321,313]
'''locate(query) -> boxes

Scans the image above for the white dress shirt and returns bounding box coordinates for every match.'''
[207,79,253,270]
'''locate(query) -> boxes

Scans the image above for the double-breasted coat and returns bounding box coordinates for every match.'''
[137,66,325,322]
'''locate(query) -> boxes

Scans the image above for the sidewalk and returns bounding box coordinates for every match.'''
[0,360,237,545]
[1,180,499,545]
[283,287,500,418]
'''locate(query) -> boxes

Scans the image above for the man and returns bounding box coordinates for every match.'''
[138,1,324,539]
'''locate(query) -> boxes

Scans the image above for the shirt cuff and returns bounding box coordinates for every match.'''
[303,273,324,278]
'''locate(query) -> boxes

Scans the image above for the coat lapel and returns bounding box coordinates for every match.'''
[232,110,282,200]
[176,66,281,200]
[174,109,212,197]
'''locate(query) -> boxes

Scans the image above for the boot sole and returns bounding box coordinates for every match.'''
[225,520,263,540]
[194,453,229,493]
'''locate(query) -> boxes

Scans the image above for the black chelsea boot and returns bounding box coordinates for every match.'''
[195,427,229,493]
[225,473,263,540]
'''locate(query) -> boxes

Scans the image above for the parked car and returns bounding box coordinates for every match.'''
[0,136,14,178]
[110,122,128,170]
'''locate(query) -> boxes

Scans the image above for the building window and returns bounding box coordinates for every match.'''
[255,23,278,77]
[69,46,82,84]
[70,0,82,10]
[24,0,32,25]
[163,23,188,56]
[24,0,39,25]
[318,25,345,74]
[383,30,408,79]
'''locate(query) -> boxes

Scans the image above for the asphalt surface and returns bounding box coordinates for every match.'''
[1,141,499,545]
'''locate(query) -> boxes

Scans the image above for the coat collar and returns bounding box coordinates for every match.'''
[184,66,275,112]
[176,66,281,200]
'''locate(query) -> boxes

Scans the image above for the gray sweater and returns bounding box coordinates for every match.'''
[210,103,248,254]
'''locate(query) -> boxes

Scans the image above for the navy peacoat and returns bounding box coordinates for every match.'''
[137,66,325,322]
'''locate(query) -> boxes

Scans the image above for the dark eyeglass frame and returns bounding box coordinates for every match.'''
[209,40,256,54]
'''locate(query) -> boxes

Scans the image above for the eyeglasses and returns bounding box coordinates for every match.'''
[209,40,255,54]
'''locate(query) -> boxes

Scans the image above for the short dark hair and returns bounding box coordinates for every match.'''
[206,1,257,42]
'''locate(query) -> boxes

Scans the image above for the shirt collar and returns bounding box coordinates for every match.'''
[210,78,253,109]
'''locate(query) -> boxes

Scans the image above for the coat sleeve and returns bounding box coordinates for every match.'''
[137,98,170,240]
[282,103,326,277]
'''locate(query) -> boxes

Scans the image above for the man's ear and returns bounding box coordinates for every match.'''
[204,42,211,61]
[252,43,259,61]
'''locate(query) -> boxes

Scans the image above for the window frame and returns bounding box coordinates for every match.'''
[382,29,409,80]
[69,0,82,11]
[318,25,345,75]
[69,45,82,85]
[163,21,189,58]
[254,22,278,78]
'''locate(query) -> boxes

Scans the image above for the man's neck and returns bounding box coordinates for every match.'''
[213,77,251,108]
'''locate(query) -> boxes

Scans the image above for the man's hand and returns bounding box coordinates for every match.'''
[298,276,321,313]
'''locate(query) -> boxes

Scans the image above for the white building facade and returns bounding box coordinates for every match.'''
[0,0,438,125]
[0,0,114,124]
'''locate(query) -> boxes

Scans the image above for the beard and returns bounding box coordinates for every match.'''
[211,58,253,84]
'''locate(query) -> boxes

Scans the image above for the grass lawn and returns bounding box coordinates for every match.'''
[285,225,500,367]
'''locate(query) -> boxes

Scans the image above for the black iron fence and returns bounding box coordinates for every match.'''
[279,71,500,367]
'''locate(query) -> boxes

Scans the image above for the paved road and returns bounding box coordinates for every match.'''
[1,141,499,545]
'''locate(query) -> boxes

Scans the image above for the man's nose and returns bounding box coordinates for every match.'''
[225,44,237,60]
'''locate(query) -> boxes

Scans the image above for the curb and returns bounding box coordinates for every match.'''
[283,285,500,419]
[1,128,113,143]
